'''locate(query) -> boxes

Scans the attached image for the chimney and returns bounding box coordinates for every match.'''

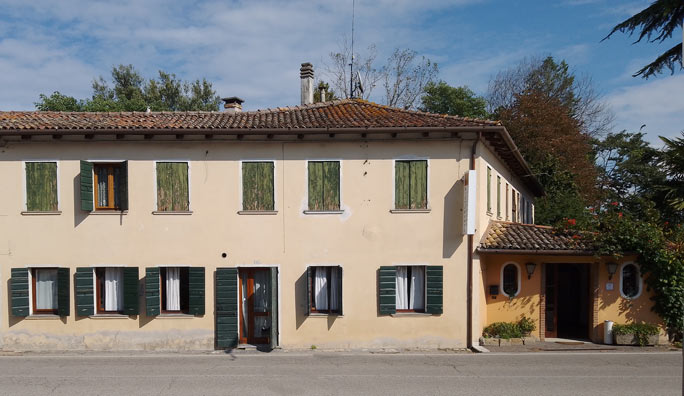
[222,97,244,114]
[300,62,314,105]
[319,85,326,102]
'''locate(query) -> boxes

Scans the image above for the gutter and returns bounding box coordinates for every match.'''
[476,249,596,256]
[466,132,481,350]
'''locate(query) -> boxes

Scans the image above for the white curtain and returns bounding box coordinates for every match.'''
[35,269,58,310]
[104,268,123,311]
[329,267,340,311]
[396,266,408,310]
[410,266,425,310]
[166,267,180,311]
[314,267,328,310]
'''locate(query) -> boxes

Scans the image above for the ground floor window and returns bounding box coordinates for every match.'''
[32,268,58,314]
[620,263,641,299]
[95,268,124,313]
[501,263,520,297]
[161,267,189,313]
[396,266,425,312]
[308,266,342,314]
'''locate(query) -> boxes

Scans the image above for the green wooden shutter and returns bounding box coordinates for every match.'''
[260,162,274,210]
[337,266,343,315]
[57,268,70,317]
[409,160,427,209]
[306,267,313,315]
[123,267,139,315]
[157,162,189,211]
[395,161,409,209]
[308,162,323,210]
[10,268,29,317]
[426,266,443,314]
[323,161,340,210]
[119,161,129,211]
[145,267,160,317]
[75,267,94,316]
[216,268,238,348]
[26,162,58,211]
[188,267,205,315]
[487,167,492,213]
[270,267,278,349]
[80,160,93,211]
[378,266,396,315]
[243,162,274,210]
[242,162,257,210]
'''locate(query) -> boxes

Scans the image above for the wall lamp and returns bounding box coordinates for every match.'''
[525,262,536,279]
[606,262,618,280]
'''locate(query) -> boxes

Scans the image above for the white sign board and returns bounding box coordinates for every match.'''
[463,169,477,235]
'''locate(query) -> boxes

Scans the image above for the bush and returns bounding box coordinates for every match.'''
[612,323,660,346]
[483,317,536,339]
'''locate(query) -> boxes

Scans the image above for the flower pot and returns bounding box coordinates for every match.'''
[614,333,658,346]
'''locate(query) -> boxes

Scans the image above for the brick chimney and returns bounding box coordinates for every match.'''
[300,63,314,105]
[222,97,244,114]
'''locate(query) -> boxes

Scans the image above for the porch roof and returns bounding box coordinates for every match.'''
[477,221,595,255]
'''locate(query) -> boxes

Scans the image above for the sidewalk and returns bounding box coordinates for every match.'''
[482,338,679,353]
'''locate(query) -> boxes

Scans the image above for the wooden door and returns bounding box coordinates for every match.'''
[544,263,558,338]
[239,268,271,345]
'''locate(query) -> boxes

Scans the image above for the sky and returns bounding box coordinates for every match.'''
[0,0,681,145]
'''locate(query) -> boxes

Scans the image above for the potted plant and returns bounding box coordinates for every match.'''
[612,323,659,346]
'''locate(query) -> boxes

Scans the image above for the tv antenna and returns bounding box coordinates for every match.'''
[349,0,355,99]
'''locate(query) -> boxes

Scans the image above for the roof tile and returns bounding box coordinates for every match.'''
[479,221,593,252]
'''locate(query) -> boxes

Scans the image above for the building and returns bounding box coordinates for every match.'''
[0,64,663,351]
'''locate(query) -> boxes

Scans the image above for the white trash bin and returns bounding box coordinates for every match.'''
[604,320,614,345]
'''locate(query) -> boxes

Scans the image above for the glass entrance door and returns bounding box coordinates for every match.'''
[239,268,271,345]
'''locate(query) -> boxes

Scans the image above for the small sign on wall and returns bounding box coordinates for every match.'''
[463,170,477,235]
[606,282,614,291]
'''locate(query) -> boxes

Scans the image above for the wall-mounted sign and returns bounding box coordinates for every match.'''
[463,169,477,235]
[606,282,614,291]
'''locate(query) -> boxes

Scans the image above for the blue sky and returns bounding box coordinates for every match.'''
[0,0,681,144]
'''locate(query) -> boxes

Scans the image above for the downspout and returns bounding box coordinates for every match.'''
[466,132,481,350]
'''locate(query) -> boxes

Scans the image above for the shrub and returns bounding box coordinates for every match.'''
[612,323,660,346]
[517,316,536,335]
[483,322,522,339]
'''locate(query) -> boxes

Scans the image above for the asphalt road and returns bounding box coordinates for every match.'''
[0,351,680,396]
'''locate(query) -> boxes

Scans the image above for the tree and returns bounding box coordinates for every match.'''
[382,48,438,109]
[419,82,488,118]
[313,81,339,103]
[603,0,683,78]
[660,133,684,210]
[324,39,383,101]
[35,64,222,112]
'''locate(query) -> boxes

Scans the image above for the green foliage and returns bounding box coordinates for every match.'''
[660,133,684,211]
[419,81,489,119]
[313,81,339,103]
[35,64,221,112]
[612,323,660,346]
[483,317,536,339]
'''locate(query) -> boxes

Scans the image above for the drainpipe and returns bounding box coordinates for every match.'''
[466,132,481,350]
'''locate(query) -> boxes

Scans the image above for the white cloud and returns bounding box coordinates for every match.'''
[606,74,684,144]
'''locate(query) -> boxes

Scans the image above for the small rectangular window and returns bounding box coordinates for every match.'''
[486,167,492,213]
[511,189,517,222]
[308,161,340,211]
[396,266,425,312]
[308,266,342,314]
[156,162,189,211]
[95,268,124,314]
[160,267,189,313]
[496,175,501,218]
[516,192,521,222]
[94,163,124,210]
[25,162,58,211]
[32,268,58,314]
[395,160,427,209]
[505,183,510,220]
[242,162,275,211]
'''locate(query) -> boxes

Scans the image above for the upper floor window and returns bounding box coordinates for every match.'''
[242,161,274,211]
[496,175,501,218]
[395,160,427,209]
[156,162,189,212]
[511,189,517,222]
[25,161,58,212]
[486,167,492,213]
[620,263,642,299]
[308,161,340,211]
[505,183,510,220]
[95,163,125,210]
[501,263,520,297]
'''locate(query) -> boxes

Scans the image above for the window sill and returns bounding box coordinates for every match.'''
[151,211,193,215]
[308,313,343,317]
[237,210,278,215]
[89,314,130,319]
[21,211,62,216]
[89,211,128,215]
[26,314,61,320]
[157,313,195,318]
[389,209,431,214]
[391,312,432,317]
[303,210,344,215]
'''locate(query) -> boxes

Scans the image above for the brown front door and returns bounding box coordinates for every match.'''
[544,263,558,338]
[545,263,591,339]
[239,268,272,345]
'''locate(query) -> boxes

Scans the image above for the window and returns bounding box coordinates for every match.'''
[395,160,427,209]
[620,263,642,299]
[32,268,58,314]
[242,162,275,211]
[308,161,340,211]
[505,183,509,220]
[161,267,190,313]
[307,266,342,314]
[94,163,126,210]
[144,267,205,316]
[486,167,492,213]
[25,161,58,212]
[396,266,426,312]
[156,162,189,211]
[516,192,521,222]
[511,189,517,222]
[521,197,526,223]
[496,175,501,218]
[95,268,124,313]
[501,263,520,297]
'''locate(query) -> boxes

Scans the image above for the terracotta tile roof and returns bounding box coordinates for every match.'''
[478,221,594,254]
[0,99,500,131]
